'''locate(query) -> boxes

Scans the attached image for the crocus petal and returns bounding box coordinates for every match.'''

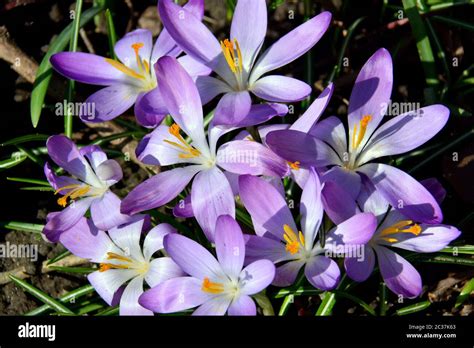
[88,269,137,306]
[348,48,393,150]
[43,198,95,242]
[121,166,201,215]
[273,260,305,287]
[237,103,288,127]
[136,125,202,166]
[155,56,209,153]
[196,76,233,104]
[58,217,113,263]
[239,175,297,239]
[46,135,100,186]
[191,167,235,242]
[44,162,81,193]
[173,195,194,218]
[250,11,332,82]
[356,173,389,217]
[230,0,267,71]
[134,89,168,128]
[80,85,139,123]
[193,296,233,316]
[158,0,220,64]
[359,105,450,164]
[214,215,245,279]
[139,276,211,313]
[309,116,347,158]
[143,223,177,260]
[145,257,184,288]
[344,245,375,282]
[79,145,108,170]
[228,295,256,316]
[244,235,291,264]
[258,124,290,145]
[239,259,275,295]
[325,212,377,247]
[421,178,446,204]
[217,140,289,177]
[390,224,461,253]
[251,76,311,102]
[322,180,359,225]
[107,215,146,262]
[304,256,340,290]
[213,91,252,126]
[95,159,123,186]
[114,29,153,70]
[90,191,131,232]
[266,129,342,167]
[359,163,443,224]
[290,84,334,133]
[177,54,212,79]
[321,166,361,199]
[152,0,205,61]
[374,246,422,298]
[119,276,153,316]
[50,52,125,85]
[300,168,324,247]
[164,233,225,280]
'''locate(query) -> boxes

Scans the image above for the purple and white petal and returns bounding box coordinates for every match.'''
[214,215,245,279]
[192,296,233,316]
[228,295,256,316]
[196,76,233,104]
[90,191,131,231]
[134,89,168,128]
[251,76,311,102]
[325,212,377,248]
[145,257,184,288]
[244,235,292,264]
[119,276,153,315]
[239,259,275,295]
[177,54,212,79]
[114,29,153,70]
[344,245,376,282]
[44,162,81,194]
[321,166,361,199]
[213,91,252,126]
[273,260,305,287]
[95,159,123,186]
[390,224,461,253]
[322,180,360,225]
[304,255,340,290]
[88,269,137,306]
[173,195,194,218]
[300,168,324,247]
[143,223,177,260]
[309,116,347,158]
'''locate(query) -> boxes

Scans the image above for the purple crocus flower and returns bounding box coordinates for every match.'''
[239,169,377,289]
[158,0,332,125]
[59,215,184,315]
[50,0,210,127]
[266,48,449,224]
[121,56,289,241]
[342,178,461,298]
[139,215,275,315]
[43,135,130,242]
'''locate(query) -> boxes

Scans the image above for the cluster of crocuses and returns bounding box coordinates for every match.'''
[43,0,461,315]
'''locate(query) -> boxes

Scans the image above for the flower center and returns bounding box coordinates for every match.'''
[54,184,91,207]
[378,220,422,243]
[99,252,149,275]
[351,115,372,150]
[201,277,225,294]
[283,224,305,255]
[220,38,245,89]
[105,42,156,91]
[288,161,300,170]
[163,123,202,159]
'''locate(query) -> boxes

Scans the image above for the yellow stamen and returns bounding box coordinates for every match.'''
[283,224,305,255]
[99,263,130,272]
[288,161,300,170]
[105,58,145,80]
[163,123,201,159]
[220,38,243,74]
[379,220,422,243]
[54,184,90,207]
[352,115,372,149]
[106,252,133,263]
[201,277,224,294]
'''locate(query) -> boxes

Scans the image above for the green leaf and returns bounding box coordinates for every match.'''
[253,291,275,316]
[0,153,27,170]
[90,130,144,145]
[1,134,49,147]
[95,306,119,316]
[395,300,431,315]
[47,250,72,265]
[235,207,253,230]
[0,221,44,233]
[272,286,323,299]
[9,275,74,315]
[455,278,474,308]
[7,177,50,186]
[331,290,376,316]
[25,285,95,316]
[379,282,388,316]
[20,186,55,192]
[316,291,337,316]
[105,9,118,59]
[440,245,474,255]
[415,254,474,267]
[48,266,95,274]
[432,15,474,32]
[30,5,104,128]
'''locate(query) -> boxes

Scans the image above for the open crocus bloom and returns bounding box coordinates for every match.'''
[59,216,184,315]
[267,48,449,224]
[121,56,289,241]
[159,0,331,125]
[139,215,275,315]
[50,0,210,127]
[239,169,377,290]
[43,135,130,242]
[343,178,461,298]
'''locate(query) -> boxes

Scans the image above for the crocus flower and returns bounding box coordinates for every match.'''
[43,135,130,242]
[139,215,275,315]
[343,178,461,298]
[121,56,289,241]
[239,169,377,289]
[50,0,210,127]
[59,215,184,315]
[266,48,449,224]
[159,0,332,125]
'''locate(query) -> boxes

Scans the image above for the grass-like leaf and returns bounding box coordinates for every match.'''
[1,134,49,147]
[455,278,474,308]
[395,300,431,315]
[0,221,44,233]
